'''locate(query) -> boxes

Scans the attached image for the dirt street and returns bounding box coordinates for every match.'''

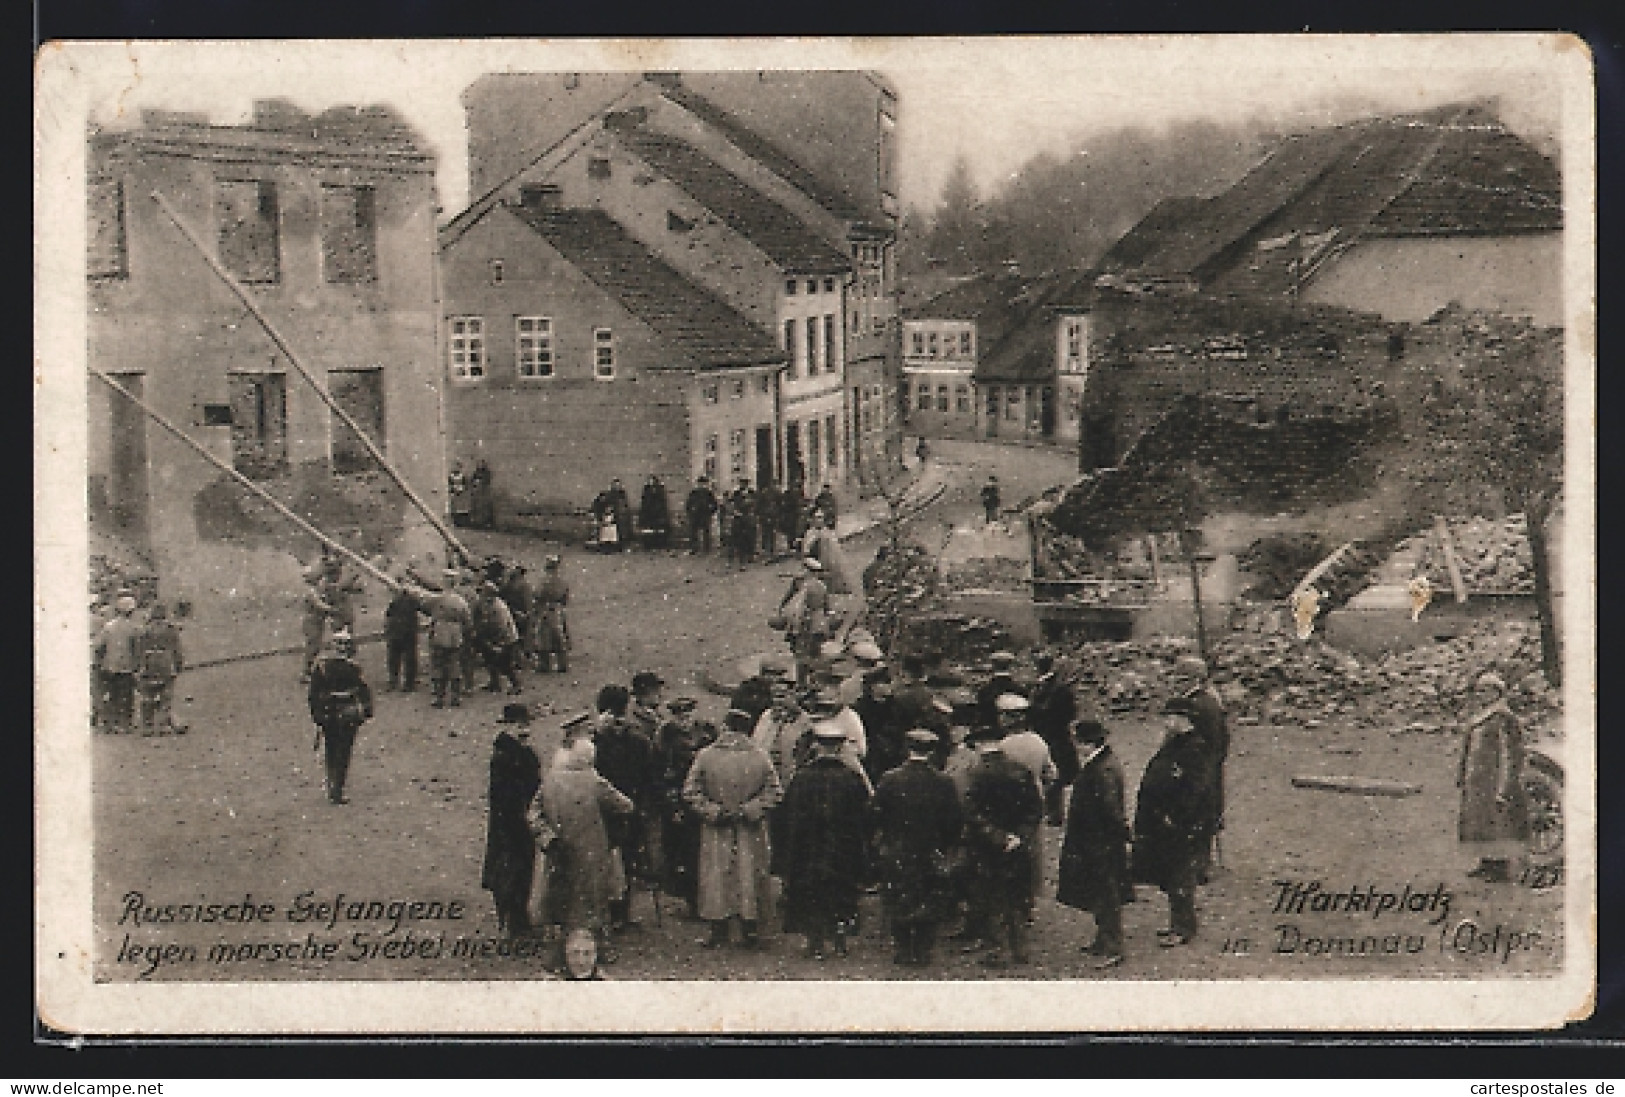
[94,441,1562,984]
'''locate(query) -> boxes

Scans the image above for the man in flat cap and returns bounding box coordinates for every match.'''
[472,580,523,695]
[975,650,1028,730]
[777,723,872,960]
[779,556,831,687]
[994,692,1059,900]
[424,571,474,708]
[870,728,963,966]
[1056,718,1130,968]
[1132,696,1222,946]
[962,719,1044,966]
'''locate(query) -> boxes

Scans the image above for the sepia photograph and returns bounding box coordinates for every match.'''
[34,34,1595,1033]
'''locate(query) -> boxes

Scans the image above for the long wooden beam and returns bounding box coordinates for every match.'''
[90,367,400,593]
[148,191,472,564]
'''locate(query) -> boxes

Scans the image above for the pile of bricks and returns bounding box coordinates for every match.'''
[1406,514,1536,595]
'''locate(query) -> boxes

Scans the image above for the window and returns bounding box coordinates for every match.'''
[516,317,554,378]
[729,428,747,477]
[759,375,772,395]
[807,318,820,375]
[201,404,234,427]
[961,331,974,357]
[825,414,838,468]
[806,279,818,295]
[927,332,939,358]
[807,419,822,481]
[986,388,1000,419]
[217,179,280,284]
[732,379,745,400]
[703,383,720,405]
[956,385,971,414]
[490,259,505,286]
[823,316,837,372]
[588,157,612,180]
[917,382,932,412]
[328,368,385,474]
[321,184,377,284]
[911,331,925,357]
[785,279,798,295]
[593,327,616,379]
[1064,318,1086,371]
[449,317,485,379]
[823,277,835,293]
[936,385,950,413]
[703,434,719,481]
[1006,389,1020,421]
[784,318,799,378]
[88,176,127,279]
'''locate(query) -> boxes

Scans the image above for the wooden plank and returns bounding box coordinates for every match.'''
[1292,540,1356,602]
[1434,515,1470,604]
[1290,775,1423,798]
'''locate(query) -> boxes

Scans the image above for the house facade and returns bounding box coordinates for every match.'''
[455,71,904,487]
[901,318,978,438]
[440,199,786,513]
[86,101,446,597]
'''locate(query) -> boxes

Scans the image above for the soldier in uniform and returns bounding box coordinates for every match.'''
[653,699,713,918]
[962,719,1044,966]
[307,630,373,805]
[777,724,872,960]
[531,556,571,674]
[870,728,963,967]
[134,602,185,735]
[684,476,719,554]
[425,570,474,708]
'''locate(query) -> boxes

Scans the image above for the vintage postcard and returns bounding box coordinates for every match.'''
[35,35,1596,1033]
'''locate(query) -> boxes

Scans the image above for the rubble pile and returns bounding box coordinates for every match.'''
[1367,619,1560,735]
[1407,515,1536,595]
[1237,533,1328,601]
[860,542,948,645]
[895,612,1016,668]
[942,556,1029,593]
[1208,634,1375,723]
[1059,636,1207,714]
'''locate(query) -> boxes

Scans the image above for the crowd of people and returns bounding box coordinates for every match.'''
[583,474,840,565]
[472,635,1236,977]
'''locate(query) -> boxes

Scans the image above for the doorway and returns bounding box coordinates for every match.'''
[755,425,775,488]
[328,367,386,474]
[784,421,804,492]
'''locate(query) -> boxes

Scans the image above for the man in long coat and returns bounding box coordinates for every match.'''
[777,725,873,959]
[472,582,523,695]
[684,476,719,554]
[1170,655,1230,882]
[870,728,963,966]
[757,481,782,559]
[482,706,543,938]
[1132,696,1223,946]
[654,701,714,916]
[1056,718,1131,968]
[531,555,570,673]
[1029,653,1081,820]
[424,572,474,708]
[683,709,783,949]
[593,684,652,931]
[536,738,635,960]
[1458,672,1530,883]
[963,721,1044,966]
[639,474,672,548]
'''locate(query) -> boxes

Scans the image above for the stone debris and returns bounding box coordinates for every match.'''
[942,556,1030,593]
[1404,514,1536,595]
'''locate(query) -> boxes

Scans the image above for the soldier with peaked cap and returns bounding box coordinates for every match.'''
[1056,718,1131,968]
[424,570,474,708]
[869,727,963,967]
[482,704,543,939]
[531,555,570,673]
[307,629,373,805]
[993,692,1057,900]
[777,723,873,960]
[683,708,782,949]
[961,717,1044,967]
[779,556,831,687]
[134,602,185,735]
[654,699,713,916]
[975,650,1028,729]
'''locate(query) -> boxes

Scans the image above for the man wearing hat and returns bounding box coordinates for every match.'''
[1029,652,1082,820]
[424,572,474,708]
[629,671,669,882]
[483,704,543,939]
[299,570,335,685]
[134,602,185,735]
[383,580,422,693]
[499,563,533,668]
[629,671,666,742]
[685,475,719,555]
[980,474,1001,526]
[975,651,1028,730]
[962,718,1044,966]
[307,629,373,804]
[93,591,143,732]
[1457,671,1530,883]
[654,698,713,917]
[472,581,523,695]
[683,708,782,949]
[810,688,873,794]
[869,728,963,966]
[751,670,813,785]
[1056,718,1131,968]
[777,722,873,960]
[1131,696,1222,946]
[1168,654,1229,879]
[779,556,831,687]
[532,556,570,674]
[992,693,1058,902]
[593,684,652,932]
